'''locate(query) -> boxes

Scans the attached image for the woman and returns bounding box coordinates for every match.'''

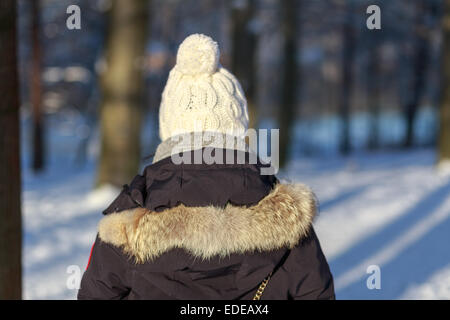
[78,34,335,300]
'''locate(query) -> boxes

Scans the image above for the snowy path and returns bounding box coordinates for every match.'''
[23,149,450,299]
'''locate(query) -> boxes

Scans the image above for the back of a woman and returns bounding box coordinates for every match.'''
[77,34,335,300]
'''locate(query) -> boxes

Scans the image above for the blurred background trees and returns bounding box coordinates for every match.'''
[279,0,300,167]
[230,0,259,130]
[10,0,450,183]
[339,0,356,155]
[96,0,149,187]
[0,0,22,299]
[31,0,45,172]
[403,0,433,148]
[440,0,450,164]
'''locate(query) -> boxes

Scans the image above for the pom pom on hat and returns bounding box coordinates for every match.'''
[175,34,220,76]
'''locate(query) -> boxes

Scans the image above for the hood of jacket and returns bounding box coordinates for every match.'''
[98,139,318,262]
[99,183,317,263]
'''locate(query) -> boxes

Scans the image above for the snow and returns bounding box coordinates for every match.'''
[437,159,450,177]
[22,161,120,299]
[400,264,450,299]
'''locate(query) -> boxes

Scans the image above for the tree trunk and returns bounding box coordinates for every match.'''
[97,0,149,187]
[279,0,299,168]
[0,0,22,299]
[404,0,430,148]
[339,1,356,155]
[367,37,381,150]
[439,0,450,162]
[230,0,258,129]
[31,0,44,172]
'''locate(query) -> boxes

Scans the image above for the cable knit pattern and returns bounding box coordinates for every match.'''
[159,34,249,141]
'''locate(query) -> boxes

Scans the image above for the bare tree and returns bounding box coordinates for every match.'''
[440,0,450,163]
[403,0,430,148]
[230,0,259,129]
[339,0,356,155]
[31,0,44,171]
[367,35,381,150]
[279,0,300,168]
[97,0,149,187]
[0,0,22,299]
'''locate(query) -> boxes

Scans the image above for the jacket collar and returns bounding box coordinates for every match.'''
[98,183,317,263]
[152,131,251,163]
[103,143,276,215]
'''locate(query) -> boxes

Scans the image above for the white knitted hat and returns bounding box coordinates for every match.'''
[158,34,249,141]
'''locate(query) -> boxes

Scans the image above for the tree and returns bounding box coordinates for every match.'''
[97,0,149,187]
[403,0,430,148]
[31,0,44,171]
[366,33,381,150]
[339,0,356,155]
[440,0,450,163]
[230,0,259,129]
[279,0,300,168]
[0,0,22,299]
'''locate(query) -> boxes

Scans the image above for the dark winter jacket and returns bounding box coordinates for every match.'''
[77,147,335,300]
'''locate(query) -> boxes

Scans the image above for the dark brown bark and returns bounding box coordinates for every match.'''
[97,0,149,187]
[230,0,258,129]
[279,0,299,168]
[31,0,44,171]
[0,0,22,299]
[440,0,450,162]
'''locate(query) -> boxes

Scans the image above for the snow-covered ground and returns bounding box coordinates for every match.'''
[22,146,450,299]
[22,161,119,299]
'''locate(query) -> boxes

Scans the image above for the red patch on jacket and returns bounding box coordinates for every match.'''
[85,242,95,271]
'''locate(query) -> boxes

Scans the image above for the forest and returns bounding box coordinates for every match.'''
[1,0,450,300]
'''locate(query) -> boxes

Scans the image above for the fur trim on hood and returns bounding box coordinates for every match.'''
[98,183,317,263]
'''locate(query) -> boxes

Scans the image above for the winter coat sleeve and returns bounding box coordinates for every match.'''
[77,235,132,300]
[287,228,335,300]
